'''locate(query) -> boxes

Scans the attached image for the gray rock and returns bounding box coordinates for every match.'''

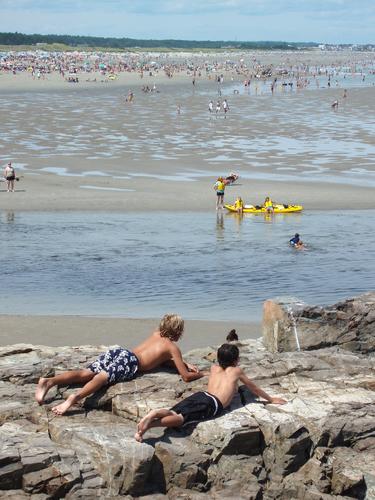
[1,294,375,498]
[263,292,375,353]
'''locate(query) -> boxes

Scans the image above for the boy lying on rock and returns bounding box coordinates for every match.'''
[135,343,287,442]
[35,314,206,415]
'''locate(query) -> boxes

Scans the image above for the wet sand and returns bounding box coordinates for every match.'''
[1,171,374,211]
[0,315,261,351]
[0,72,374,211]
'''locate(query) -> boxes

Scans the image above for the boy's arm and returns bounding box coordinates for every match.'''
[169,344,207,382]
[239,370,287,404]
[162,359,199,373]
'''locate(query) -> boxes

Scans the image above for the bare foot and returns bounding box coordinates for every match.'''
[51,395,76,415]
[135,410,158,441]
[35,378,52,405]
[134,430,143,442]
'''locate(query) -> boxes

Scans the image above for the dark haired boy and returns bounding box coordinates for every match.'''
[135,343,286,442]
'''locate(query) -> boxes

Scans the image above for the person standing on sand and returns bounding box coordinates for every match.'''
[4,162,16,192]
[35,314,207,416]
[135,343,286,442]
[222,99,229,118]
[208,100,214,115]
[214,177,225,210]
[216,100,221,117]
[126,90,134,103]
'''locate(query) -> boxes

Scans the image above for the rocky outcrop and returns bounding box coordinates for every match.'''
[1,295,375,498]
[263,292,375,353]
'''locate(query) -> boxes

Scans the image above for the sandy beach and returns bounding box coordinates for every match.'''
[0,315,260,351]
[1,167,375,211]
[0,68,374,211]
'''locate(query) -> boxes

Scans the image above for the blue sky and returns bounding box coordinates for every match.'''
[0,0,373,43]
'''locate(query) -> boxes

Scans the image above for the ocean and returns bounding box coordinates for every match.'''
[1,209,374,321]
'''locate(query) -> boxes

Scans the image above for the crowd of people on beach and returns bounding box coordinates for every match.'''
[1,49,374,90]
[35,314,286,442]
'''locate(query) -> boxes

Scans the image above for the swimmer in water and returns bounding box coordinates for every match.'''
[289,233,305,249]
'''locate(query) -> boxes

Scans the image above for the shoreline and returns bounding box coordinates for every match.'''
[0,314,261,352]
[1,173,375,211]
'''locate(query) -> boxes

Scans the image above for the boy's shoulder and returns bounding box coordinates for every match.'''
[211,364,241,375]
[152,331,180,350]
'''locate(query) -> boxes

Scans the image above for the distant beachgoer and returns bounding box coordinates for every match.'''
[4,162,16,192]
[289,233,300,246]
[226,329,239,342]
[290,233,305,249]
[177,105,181,115]
[343,89,348,98]
[126,90,134,103]
[234,196,244,214]
[208,100,214,114]
[216,100,221,116]
[271,78,277,94]
[225,172,239,184]
[264,197,274,213]
[35,314,206,415]
[135,343,286,442]
[222,99,229,117]
[214,177,225,210]
[331,100,339,110]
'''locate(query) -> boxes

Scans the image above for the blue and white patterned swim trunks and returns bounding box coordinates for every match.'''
[87,348,139,385]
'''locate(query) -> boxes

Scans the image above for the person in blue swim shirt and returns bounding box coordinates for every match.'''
[290,233,305,249]
[289,233,300,246]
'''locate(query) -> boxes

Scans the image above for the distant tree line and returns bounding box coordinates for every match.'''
[0,32,318,50]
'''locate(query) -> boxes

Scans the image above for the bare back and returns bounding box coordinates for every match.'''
[133,331,178,372]
[207,365,241,408]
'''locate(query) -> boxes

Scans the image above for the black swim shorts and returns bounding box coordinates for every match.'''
[170,391,223,425]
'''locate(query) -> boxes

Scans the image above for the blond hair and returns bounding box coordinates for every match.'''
[159,314,184,341]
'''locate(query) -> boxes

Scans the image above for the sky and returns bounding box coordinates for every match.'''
[0,0,374,44]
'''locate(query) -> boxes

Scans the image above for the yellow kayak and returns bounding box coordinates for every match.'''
[224,203,303,214]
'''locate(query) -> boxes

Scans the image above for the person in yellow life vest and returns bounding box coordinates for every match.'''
[234,196,244,214]
[264,196,274,213]
[214,177,226,210]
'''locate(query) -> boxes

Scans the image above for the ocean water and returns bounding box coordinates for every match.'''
[1,210,374,321]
